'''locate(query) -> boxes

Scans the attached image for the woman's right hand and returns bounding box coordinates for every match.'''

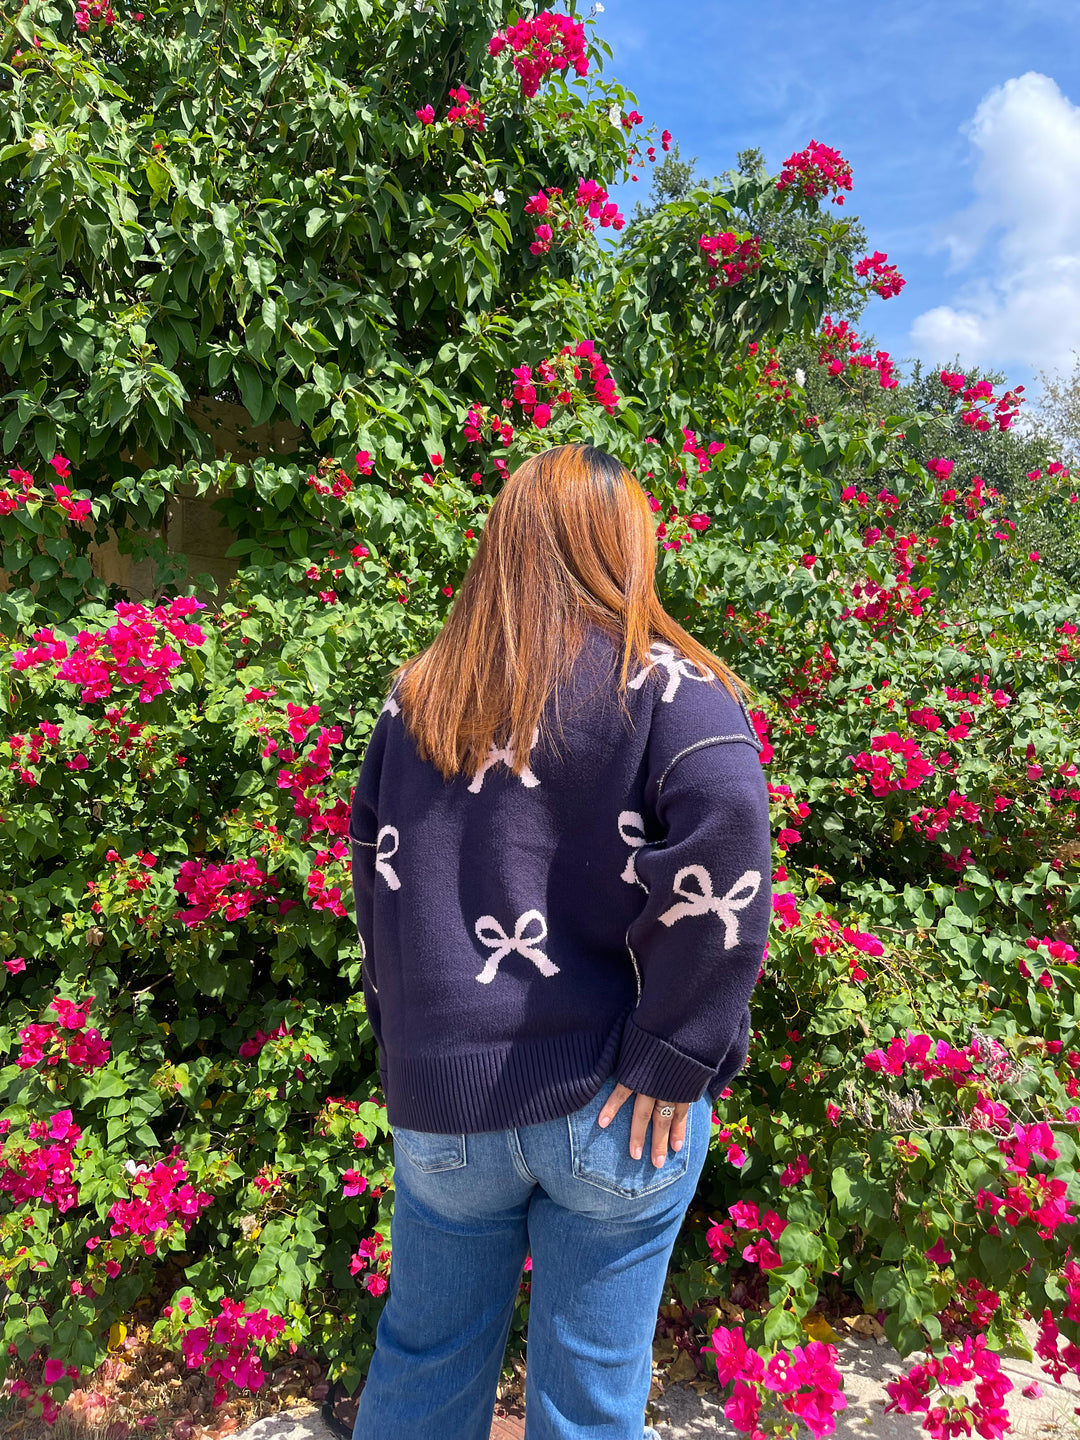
[596,1082,690,1167]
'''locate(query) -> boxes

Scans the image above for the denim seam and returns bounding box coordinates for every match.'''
[393,1131,467,1173]
[507,1128,537,1186]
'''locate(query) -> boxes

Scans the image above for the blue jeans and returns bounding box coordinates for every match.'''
[352,1075,712,1440]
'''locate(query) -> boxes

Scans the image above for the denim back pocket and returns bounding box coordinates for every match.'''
[567,1080,692,1199]
[392,1126,467,1173]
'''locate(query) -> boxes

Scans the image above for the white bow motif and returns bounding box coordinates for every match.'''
[618,810,648,887]
[627,641,716,704]
[375,825,401,890]
[468,726,541,793]
[474,908,560,985]
[658,866,761,946]
[380,693,400,718]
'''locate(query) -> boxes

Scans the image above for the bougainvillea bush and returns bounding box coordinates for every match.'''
[2,0,1080,1434]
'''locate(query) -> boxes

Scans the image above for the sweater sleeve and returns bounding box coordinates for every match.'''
[615,725,772,1103]
[348,713,389,1050]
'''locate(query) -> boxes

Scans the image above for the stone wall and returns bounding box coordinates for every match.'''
[88,398,304,601]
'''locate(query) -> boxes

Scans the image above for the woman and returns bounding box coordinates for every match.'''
[348,443,772,1440]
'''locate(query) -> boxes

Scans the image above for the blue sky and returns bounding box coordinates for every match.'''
[595,0,1080,398]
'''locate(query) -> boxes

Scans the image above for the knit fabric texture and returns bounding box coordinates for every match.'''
[349,625,772,1134]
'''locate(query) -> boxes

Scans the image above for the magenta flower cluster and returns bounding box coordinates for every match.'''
[863,1031,982,1084]
[175,857,278,927]
[16,996,110,1074]
[939,371,1024,432]
[705,1199,789,1269]
[1036,1268,1080,1382]
[776,140,854,205]
[2,456,93,524]
[850,731,936,796]
[488,13,588,98]
[707,1325,848,1438]
[11,597,206,705]
[238,1017,294,1059]
[575,178,625,231]
[268,700,350,914]
[698,232,762,289]
[810,920,884,983]
[105,1154,214,1256]
[855,250,906,298]
[817,316,898,390]
[525,179,624,255]
[349,1232,391,1296]
[884,1333,1012,1440]
[561,339,620,414]
[181,1297,286,1407]
[0,1109,82,1213]
[445,85,485,131]
[680,426,725,475]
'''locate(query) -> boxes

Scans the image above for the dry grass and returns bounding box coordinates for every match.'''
[0,1273,987,1440]
[0,1313,330,1440]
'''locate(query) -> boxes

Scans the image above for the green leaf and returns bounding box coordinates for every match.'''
[778,1222,824,1267]
[763,1305,801,1345]
[235,364,264,423]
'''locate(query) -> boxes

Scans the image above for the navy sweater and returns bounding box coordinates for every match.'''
[349,626,772,1134]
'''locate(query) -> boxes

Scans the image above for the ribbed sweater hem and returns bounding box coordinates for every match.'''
[381,1019,627,1134]
[614,1017,718,1103]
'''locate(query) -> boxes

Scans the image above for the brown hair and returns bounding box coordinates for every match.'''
[387,443,748,781]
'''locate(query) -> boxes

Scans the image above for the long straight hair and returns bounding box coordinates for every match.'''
[388,443,748,781]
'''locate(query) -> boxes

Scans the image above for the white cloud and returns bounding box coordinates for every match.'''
[909,72,1080,374]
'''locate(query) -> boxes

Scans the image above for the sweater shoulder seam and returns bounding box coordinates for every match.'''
[656,734,760,800]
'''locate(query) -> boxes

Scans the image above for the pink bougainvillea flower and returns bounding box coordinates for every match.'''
[925,1238,954,1266]
[343,1169,368,1197]
[855,250,905,298]
[776,139,853,203]
[50,995,90,1030]
[489,13,588,98]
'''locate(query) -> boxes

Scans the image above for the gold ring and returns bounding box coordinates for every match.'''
[657,1105,674,1118]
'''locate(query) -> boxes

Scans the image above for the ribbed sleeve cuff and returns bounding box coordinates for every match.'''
[615,1018,716,1103]
[706,1009,751,1100]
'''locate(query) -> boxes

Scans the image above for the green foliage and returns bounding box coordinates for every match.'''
[1,0,1080,1427]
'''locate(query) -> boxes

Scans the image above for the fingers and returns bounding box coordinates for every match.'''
[645,1098,688,1167]
[597,1081,635,1129]
[630,1091,654,1162]
[597,1086,691,1167]
[668,1102,689,1154]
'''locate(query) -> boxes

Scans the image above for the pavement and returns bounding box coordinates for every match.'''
[233,1320,1080,1440]
[646,1320,1080,1440]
